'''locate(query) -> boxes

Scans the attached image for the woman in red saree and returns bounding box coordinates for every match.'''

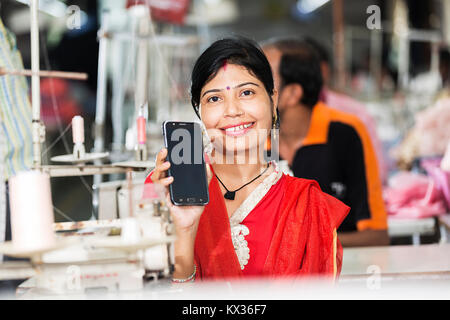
[145,37,349,282]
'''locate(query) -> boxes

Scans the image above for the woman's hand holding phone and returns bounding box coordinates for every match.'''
[152,147,212,280]
[152,147,212,235]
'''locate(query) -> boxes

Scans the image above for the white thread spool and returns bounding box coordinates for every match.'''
[139,217,167,271]
[121,217,141,244]
[8,171,55,251]
[72,116,85,159]
[72,116,84,144]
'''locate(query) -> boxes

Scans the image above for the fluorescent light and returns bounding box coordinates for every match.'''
[296,0,330,14]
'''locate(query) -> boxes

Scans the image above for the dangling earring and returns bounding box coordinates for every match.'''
[273,107,280,129]
[268,108,280,161]
[266,107,280,154]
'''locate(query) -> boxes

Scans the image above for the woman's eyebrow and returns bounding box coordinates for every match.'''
[201,88,222,98]
[201,82,260,98]
[234,82,260,89]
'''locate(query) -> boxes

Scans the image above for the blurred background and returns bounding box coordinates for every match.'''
[0,0,449,245]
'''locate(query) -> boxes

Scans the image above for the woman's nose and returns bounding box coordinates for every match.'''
[223,97,244,117]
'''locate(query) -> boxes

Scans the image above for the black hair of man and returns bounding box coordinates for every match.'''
[263,37,324,109]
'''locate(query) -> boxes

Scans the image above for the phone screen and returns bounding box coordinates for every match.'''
[163,121,209,206]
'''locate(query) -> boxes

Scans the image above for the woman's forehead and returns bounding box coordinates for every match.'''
[201,64,262,93]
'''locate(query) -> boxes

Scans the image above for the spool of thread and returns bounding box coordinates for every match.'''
[137,116,146,145]
[8,171,55,251]
[121,217,141,244]
[139,216,167,270]
[72,116,84,144]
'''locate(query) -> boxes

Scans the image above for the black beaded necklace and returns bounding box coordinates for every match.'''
[215,163,270,200]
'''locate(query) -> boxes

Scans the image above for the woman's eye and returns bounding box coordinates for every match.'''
[241,90,254,97]
[207,96,221,103]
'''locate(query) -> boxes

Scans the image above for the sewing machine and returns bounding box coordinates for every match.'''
[0,190,175,297]
[0,0,202,298]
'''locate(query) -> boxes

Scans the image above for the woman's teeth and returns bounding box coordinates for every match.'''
[225,123,253,132]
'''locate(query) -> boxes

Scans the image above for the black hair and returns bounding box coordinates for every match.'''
[264,37,323,109]
[439,47,450,84]
[190,37,275,118]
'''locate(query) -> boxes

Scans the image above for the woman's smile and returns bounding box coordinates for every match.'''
[220,121,255,137]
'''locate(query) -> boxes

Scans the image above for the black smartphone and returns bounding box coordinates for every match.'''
[162,121,209,206]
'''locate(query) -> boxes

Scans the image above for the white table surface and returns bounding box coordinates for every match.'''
[10,244,450,299]
[341,243,450,275]
[387,217,436,237]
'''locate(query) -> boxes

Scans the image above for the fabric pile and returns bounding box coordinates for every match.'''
[392,98,450,169]
[384,159,449,219]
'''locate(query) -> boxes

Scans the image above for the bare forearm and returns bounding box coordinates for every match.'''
[173,229,197,279]
[338,229,390,247]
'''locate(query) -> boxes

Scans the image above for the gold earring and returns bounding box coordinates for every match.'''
[272,107,280,129]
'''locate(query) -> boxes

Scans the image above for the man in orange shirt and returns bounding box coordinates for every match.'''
[262,37,389,247]
[304,37,387,185]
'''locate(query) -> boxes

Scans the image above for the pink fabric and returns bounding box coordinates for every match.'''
[322,88,387,184]
[422,158,450,211]
[383,170,447,219]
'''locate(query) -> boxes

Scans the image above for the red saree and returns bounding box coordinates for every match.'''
[143,165,349,281]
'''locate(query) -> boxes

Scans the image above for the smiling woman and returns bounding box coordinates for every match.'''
[145,37,350,282]
[199,66,273,161]
[190,37,278,163]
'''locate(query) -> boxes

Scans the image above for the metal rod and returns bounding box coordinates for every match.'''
[98,31,199,46]
[93,10,109,154]
[0,67,88,81]
[134,9,150,162]
[30,0,41,167]
[135,13,149,110]
[111,40,125,152]
[127,169,134,218]
[92,10,110,219]
[332,0,346,91]
[38,164,148,178]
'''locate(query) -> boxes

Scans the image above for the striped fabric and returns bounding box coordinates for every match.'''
[0,18,33,180]
[0,129,5,259]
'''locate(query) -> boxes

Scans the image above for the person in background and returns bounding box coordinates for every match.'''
[0,18,34,291]
[262,37,389,247]
[304,37,387,185]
